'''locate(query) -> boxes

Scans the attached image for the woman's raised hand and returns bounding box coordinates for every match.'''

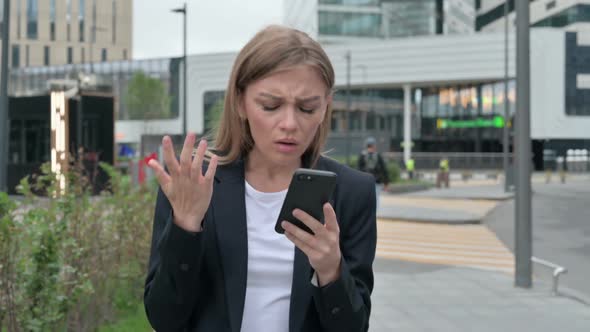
[148,134,218,232]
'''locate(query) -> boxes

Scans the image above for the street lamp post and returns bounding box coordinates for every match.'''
[503,0,511,192]
[172,3,187,137]
[515,0,532,289]
[0,0,11,192]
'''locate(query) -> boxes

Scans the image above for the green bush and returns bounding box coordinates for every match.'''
[0,157,156,331]
[329,154,401,183]
[386,162,401,183]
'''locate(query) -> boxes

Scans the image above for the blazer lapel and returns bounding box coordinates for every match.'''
[212,160,248,332]
[289,157,335,332]
[289,246,313,332]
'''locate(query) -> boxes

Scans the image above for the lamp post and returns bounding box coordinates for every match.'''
[0,0,11,191]
[172,3,187,136]
[515,0,532,289]
[503,0,511,192]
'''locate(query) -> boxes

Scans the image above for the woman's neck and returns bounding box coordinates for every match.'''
[244,154,300,193]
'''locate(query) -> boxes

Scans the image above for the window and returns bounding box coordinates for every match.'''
[79,0,85,42]
[12,45,20,68]
[476,0,514,31]
[67,47,73,64]
[112,0,117,43]
[546,1,556,10]
[101,48,107,62]
[17,0,22,39]
[67,0,72,41]
[25,45,29,66]
[0,3,3,36]
[533,4,590,28]
[50,0,56,40]
[319,11,382,37]
[203,91,226,133]
[26,0,38,39]
[319,0,379,5]
[81,47,85,62]
[44,46,50,65]
[383,1,437,38]
[123,49,128,60]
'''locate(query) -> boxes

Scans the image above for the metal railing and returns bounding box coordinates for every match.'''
[382,152,514,170]
[531,256,568,295]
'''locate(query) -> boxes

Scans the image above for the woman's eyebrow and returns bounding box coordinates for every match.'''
[295,96,321,103]
[257,92,283,101]
[257,93,321,104]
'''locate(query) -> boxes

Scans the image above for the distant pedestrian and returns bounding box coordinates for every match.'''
[437,157,450,188]
[405,157,415,180]
[557,156,566,184]
[358,137,390,209]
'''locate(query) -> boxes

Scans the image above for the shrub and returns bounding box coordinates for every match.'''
[0,157,156,331]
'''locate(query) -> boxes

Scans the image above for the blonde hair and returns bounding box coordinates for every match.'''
[212,25,335,167]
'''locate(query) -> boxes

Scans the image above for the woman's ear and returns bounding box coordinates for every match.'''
[237,93,247,119]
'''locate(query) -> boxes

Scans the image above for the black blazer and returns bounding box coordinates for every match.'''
[144,156,377,332]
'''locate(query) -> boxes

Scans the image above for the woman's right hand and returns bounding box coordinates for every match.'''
[147,133,218,232]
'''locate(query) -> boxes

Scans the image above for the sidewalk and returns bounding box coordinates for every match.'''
[372,178,590,331]
[377,187,502,224]
[370,260,590,332]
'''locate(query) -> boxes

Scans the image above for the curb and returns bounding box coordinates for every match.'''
[556,286,590,306]
[376,215,482,225]
[385,184,433,194]
[399,191,515,201]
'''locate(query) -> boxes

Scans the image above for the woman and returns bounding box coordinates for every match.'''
[144,25,377,332]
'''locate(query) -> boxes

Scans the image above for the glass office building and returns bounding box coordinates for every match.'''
[319,0,475,40]
[9,57,182,121]
[202,80,516,155]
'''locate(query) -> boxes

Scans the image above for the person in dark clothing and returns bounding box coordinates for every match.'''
[144,25,376,332]
[358,137,389,209]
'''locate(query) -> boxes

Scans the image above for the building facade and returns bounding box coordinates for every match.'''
[476,0,590,33]
[318,0,475,43]
[0,0,132,68]
[114,29,586,166]
[9,28,590,169]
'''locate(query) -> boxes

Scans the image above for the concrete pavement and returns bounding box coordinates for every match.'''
[370,259,590,332]
[372,177,590,331]
[377,191,500,224]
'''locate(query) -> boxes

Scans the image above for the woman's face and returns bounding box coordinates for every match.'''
[240,65,331,168]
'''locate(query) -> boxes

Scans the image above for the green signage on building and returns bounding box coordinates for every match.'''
[437,116,505,129]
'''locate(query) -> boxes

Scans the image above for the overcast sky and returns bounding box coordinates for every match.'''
[133,0,283,59]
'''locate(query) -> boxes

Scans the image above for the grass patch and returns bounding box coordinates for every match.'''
[98,304,151,332]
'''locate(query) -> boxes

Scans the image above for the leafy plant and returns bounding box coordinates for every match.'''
[0,155,156,331]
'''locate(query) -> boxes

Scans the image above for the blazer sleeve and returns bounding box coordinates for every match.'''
[144,188,206,332]
[312,176,377,332]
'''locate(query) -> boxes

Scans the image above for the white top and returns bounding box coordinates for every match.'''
[240,181,294,332]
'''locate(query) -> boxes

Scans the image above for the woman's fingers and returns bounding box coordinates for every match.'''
[191,139,206,180]
[162,136,180,176]
[323,203,340,233]
[179,133,196,177]
[147,159,171,189]
[292,209,324,235]
[205,154,219,182]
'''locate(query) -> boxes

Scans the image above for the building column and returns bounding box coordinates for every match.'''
[403,84,412,164]
[475,84,483,152]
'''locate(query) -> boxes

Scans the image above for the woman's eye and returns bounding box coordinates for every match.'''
[263,105,280,111]
[299,107,315,114]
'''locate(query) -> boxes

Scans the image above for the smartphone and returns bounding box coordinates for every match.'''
[275,168,337,235]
